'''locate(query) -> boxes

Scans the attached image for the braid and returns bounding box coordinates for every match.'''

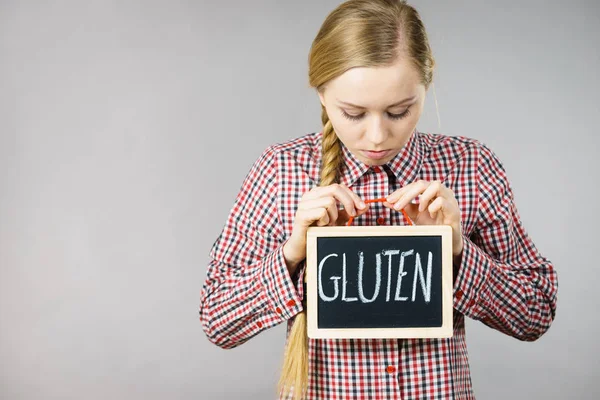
[277,106,342,400]
[319,106,343,187]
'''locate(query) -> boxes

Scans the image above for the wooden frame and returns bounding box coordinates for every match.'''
[306,225,453,339]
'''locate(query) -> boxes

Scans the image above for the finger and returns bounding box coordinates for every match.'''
[440,185,457,201]
[386,181,423,203]
[317,207,331,226]
[301,185,333,202]
[418,180,443,212]
[393,181,430,211]
[338,184,369,215]
[334,209,355,226]
[298,207,330,227]
[387,181,448,204]
[348,204,370,218]
[386,186,409,203]
[428,196,445,220]
[326,184,366,217]
[299,197,339,224]
[323,198,340,226]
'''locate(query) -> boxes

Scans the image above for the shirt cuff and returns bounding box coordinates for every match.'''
[260,239,304,320]
[453,233,492,319]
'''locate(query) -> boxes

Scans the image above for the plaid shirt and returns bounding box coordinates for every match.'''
[199,130,558,399]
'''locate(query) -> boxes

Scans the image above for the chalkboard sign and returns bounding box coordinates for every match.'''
[306,226,453,339]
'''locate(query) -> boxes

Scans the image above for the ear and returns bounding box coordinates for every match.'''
[318,91,326,108]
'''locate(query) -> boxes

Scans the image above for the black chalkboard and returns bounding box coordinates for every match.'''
[306,226,453,339]
[316,235,442,328]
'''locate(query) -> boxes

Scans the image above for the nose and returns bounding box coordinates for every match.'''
[365,115,387,146]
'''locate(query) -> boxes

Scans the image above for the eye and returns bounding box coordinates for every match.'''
[341,110,364,121]
[340,108,412,122]
[387,108,411,120]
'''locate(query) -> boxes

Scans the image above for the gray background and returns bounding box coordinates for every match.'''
[1,0,598,399]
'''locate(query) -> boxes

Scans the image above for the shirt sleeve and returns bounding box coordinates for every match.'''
[452,143,558,341]
[198,146,304,349]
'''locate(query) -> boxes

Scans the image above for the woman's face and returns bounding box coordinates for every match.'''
[318,57,427,166]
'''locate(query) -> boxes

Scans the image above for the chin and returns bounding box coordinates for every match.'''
[362,160,387,167]
[363,155,394,166]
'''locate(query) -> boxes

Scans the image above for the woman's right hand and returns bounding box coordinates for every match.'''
[282,183,370,273]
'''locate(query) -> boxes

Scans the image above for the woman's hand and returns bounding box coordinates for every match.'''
[283,184,370,273]
[383,180,464,257]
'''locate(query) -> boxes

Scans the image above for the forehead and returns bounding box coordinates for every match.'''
[325,58,423,107]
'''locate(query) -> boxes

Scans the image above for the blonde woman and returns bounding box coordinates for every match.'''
[199,0,558,399]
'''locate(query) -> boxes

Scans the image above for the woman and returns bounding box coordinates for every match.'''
[198,0,558,399]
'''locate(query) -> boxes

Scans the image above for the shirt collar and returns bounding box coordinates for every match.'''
[338,128,424,188]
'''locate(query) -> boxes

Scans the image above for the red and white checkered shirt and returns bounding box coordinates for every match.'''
[199,129,558,399]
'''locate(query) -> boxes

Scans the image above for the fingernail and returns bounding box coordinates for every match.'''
[394,203,401,210]
[359,201,366,209]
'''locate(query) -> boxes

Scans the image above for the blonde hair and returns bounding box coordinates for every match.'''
[278,1,435,398]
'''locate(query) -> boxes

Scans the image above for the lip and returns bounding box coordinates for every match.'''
[361,149,391,160]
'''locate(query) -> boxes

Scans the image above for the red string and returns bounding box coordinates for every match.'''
[346,198,413,226]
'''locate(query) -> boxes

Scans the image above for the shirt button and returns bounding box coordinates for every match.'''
[286,299,296,307]
[372,166,382,173]
[275,307,282,314]
[386,365,396,374]
[376,217,385,225]
[456,289,464,301]
[257,321,263,328]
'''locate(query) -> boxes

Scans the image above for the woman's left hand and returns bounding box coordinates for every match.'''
[383,180,464,257]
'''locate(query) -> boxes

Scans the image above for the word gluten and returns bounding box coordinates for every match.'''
[317,249,433,304]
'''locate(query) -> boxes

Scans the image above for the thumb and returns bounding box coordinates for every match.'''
[334,209,353,226]
[335,205,370,226]
[403,203,419,219]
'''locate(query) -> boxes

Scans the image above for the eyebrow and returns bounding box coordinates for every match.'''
[337,95,417,109]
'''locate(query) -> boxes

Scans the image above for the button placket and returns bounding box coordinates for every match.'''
[375,165,391,225]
